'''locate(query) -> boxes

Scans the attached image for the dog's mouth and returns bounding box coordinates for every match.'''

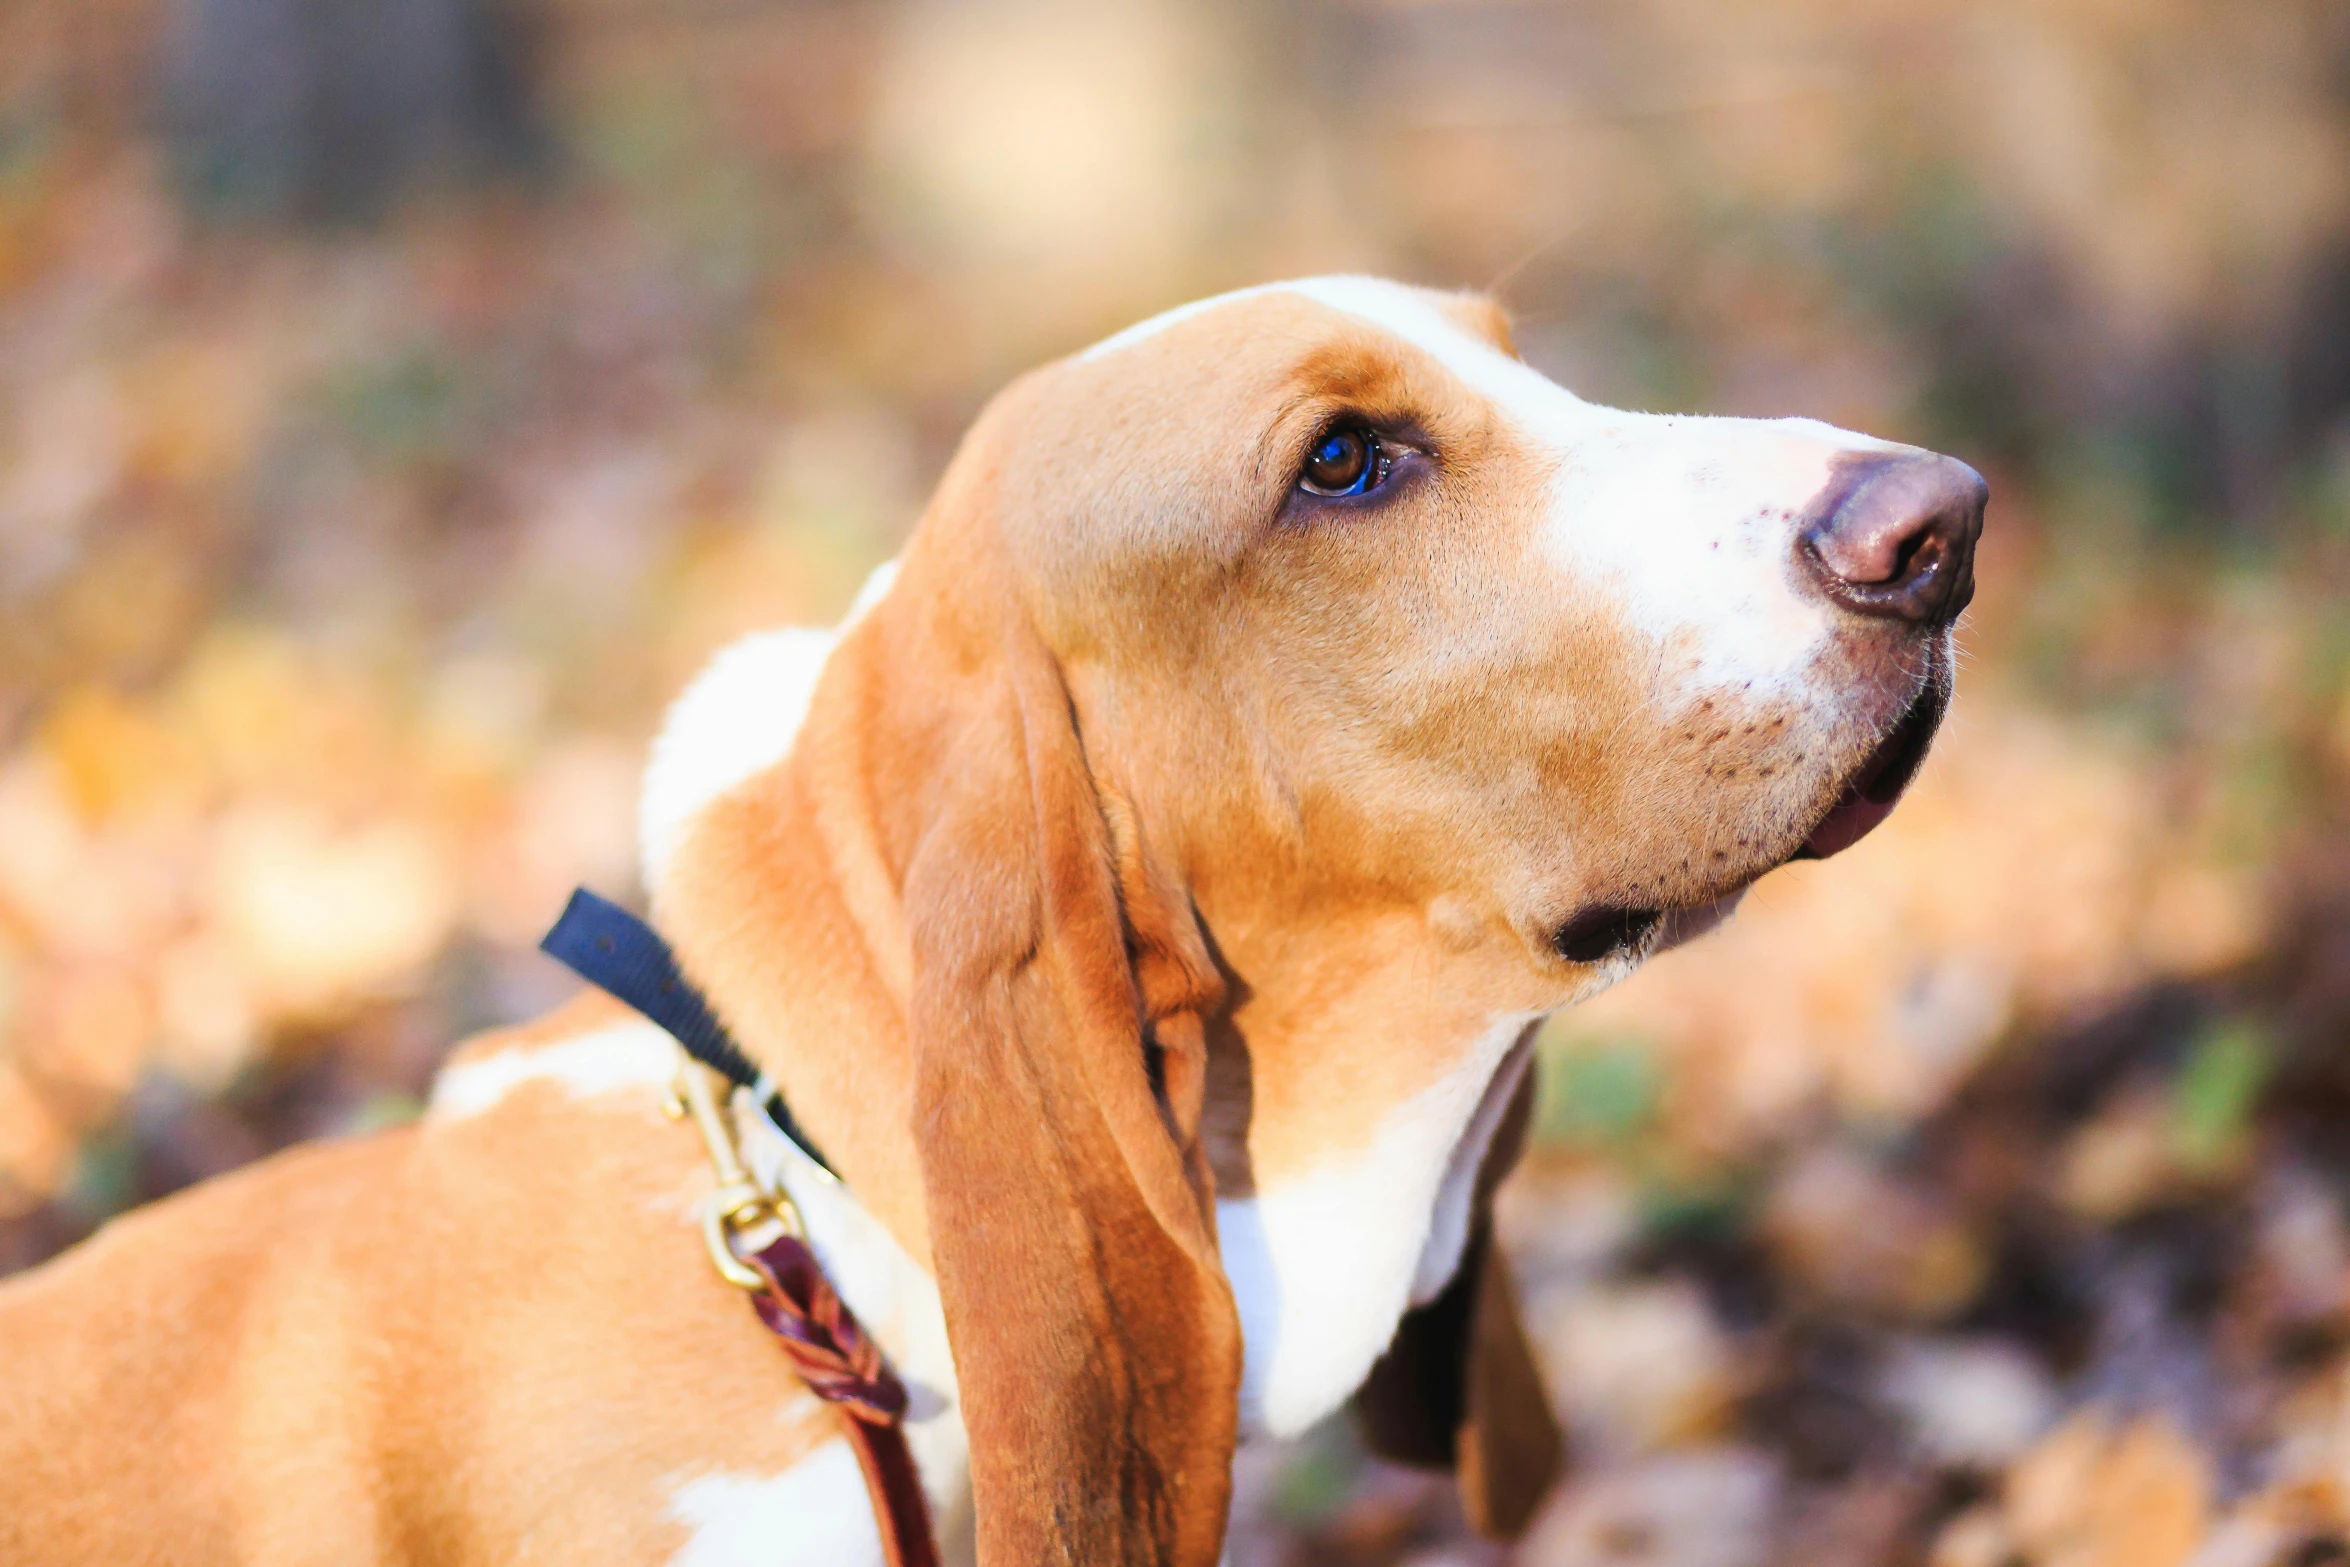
[1792,673,1949,862]
[1551,904,1665,965]
[1550,666,1951,967]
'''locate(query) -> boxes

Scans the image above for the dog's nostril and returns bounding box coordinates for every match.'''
[1796,452,1987,626]
[1889,525,1935,581]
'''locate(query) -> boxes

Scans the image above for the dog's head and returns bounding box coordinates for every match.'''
[659,277,1982,1563]
[1035,277,1973,973]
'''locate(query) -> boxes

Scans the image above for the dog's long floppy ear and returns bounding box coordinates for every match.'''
[897,550,1243,1564]
[1352,1068,1566,1539]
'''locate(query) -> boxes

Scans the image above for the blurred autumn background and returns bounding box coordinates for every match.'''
[5,0,2350,1561]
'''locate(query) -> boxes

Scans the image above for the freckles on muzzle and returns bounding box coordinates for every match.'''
[1543,648,1951,969]
[1792,668,1950,861]
[1544,463,1982,961]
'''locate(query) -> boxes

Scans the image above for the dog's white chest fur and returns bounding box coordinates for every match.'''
[1219,1017,1539,1436]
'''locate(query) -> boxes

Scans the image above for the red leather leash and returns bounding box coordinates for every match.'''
[538,889,941,1567]
[741,1234,940,1567]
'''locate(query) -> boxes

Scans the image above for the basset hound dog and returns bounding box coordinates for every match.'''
[0,276,1983,1565]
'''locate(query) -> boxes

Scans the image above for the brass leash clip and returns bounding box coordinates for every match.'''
[665,1057,805,1292]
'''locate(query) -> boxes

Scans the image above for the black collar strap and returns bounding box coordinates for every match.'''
[540,887,835,1178]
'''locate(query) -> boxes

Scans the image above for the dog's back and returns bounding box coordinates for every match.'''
[1,1133,405,1562]
[0,997,858,1565]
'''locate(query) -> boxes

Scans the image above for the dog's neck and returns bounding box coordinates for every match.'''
[645,582,1550,1438]
[652,608,937,1266]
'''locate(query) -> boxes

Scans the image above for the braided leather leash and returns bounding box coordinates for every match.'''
[540,890,940,1567]
[744,1235,938,1567]
[668,1063,942,1567]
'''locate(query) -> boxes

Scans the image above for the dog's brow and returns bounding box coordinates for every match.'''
[1072,277,1465,371]
[1280,278,1585,432]
[1079,277,1590,457]
[1078,280,1293,360]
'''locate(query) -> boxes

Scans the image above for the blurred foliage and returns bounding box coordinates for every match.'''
[2169,1018,2273,1175]
[1536,1028,1664,1152]
[4,0,2350,1563]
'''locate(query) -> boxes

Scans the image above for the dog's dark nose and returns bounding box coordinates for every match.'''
[1797,453,1987,626]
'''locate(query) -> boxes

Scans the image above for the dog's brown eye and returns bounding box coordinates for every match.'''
[1300,425,1385,497]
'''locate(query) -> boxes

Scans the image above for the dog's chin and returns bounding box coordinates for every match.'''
[1550,885,1751,969]
[1792,668,1951,862]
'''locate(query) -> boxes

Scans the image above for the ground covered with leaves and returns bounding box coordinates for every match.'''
[6,2,2350,1562]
